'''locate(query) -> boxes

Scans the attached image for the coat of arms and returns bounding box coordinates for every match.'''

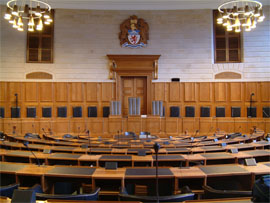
[119,15,149,48]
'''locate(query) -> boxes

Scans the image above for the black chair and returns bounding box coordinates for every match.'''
[42,107,52,118]
[36,187,100,201]
[88,106,97,117]
[0,107,4,118]
[0,183,19,198]
[170,106,180,117]
[203,185,252,199]
[185,106,195,117]
[231,107,241,117]
[119,187,194,202]
[27,107,36,118]
[57,106,67,117]
[216,107,225,117]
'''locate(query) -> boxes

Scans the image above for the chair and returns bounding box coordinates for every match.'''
[0,107,5,118]
[170,106,180,117]
[202,185,252,199]
[0,183,19,198]
[36,187,100,201]
[119,187,194,202]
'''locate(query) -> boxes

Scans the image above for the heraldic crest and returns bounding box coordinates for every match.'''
[119,15,149,48]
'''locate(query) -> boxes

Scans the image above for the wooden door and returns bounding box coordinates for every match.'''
[122,77,147,116]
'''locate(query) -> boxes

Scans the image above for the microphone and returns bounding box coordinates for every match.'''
[86,130,91,155]
[153,142,160,203]
[23,141,40,167]
[249,93,255,118]
[12,126,16,135]
[193,130,199,139]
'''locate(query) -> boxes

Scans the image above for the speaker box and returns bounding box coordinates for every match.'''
[103,106,110,117]
[12,189,35,203]
[88,106,97,117]
[27,107,36,118]
[57,107,67,118]
[105,162,118,170]
[0,107,4,118]
[73,106,82,117]
[185,106,195,117]
[42,107,52,118]
[170,106,180,117]
[11,107,20,118]
[245,158,257,166]
[216,107,225,117]
[171,78,180,82]
[247,107,257,117]
[263,107,270,118]
[230,148,238,154]
[201,107,210,117]
[231,107,241,117]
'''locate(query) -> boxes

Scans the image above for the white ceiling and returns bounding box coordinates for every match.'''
[1,0,270,10]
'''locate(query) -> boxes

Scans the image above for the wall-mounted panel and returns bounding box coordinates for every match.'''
[55,82,68,102]
[25,82,38,102]
[9,82,22,102]
[199,83,211,102]
[86,83,98,102]
[154,83,165,101]
[40,83,53,102]
[261,82,270,102]
[71,82,83,102]
[215,83,226,102]
[230,83,241,102]
[169,82,180,102]
[0,82,6,102]
[102,83,113,101]
[245,82,257,101]
[184,83,195,101]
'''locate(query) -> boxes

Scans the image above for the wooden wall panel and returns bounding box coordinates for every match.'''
[184,83,195,101]
[71,83,83,102]
[261,82,270,101]
[25,82,38,102]
[55,83,68,102]
[169,82,180,102]
[9,82,22,102]
[154,83,165,101]
[245,82,257,101]
[199,83,211,102]
[230,83,241,101]
[86,83,98,102]
[102,83,113,101]
[0,82,6,102]
[215,83,226,102]
[40,83,53,102]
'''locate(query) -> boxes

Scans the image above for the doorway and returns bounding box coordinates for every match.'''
[121,76,147,116]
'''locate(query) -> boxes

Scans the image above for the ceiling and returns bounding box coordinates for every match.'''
[1,0,270,10]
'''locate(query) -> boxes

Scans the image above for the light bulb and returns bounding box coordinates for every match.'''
[12,5,18,16]
[235,26,241,33]
[245,26,251,31]
[258,10,265,22]
[251,18,256,29]
[12,19,18,28]
[18,25,24,31]
[36,18,43,30]
[4,7,12,20]
[254,6,260,17]
[28,25,34,32]
[18,16,23,26]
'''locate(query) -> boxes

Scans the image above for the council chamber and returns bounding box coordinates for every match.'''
[0,0,270,202]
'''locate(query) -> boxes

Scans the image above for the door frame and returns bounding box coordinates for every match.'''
[116,71,152,115]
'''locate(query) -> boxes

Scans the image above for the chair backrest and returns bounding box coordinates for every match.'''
[36,187,100,201]
[203,185,252,199]
[0,183,19,198]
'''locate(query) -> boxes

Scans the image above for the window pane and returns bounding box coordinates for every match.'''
[29,49,39,61]
[216,50,226,62]
[229,50,239,61]
[229,37,239,49]
[29,37,39,48]
[42,37,51,49]
[216,38,226,49]
[41,50,51,61]
[216,25,225,35]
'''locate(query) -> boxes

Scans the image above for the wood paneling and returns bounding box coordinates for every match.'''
[215,83,226,102]
[245,82,257,101]
[71,83,83,102]
[169,82,180,102]
[86,83,98,102]
[102,83,113,101]
[199,83,211,102]
[154,83,165,101]
[261,82,270,102]
[230,82,241,101]
[184,83,195,101]
[40,83,53,102]
[55,83,68,102]
[9,82,22,102]
[0,82,6,102]
[25,83,38,102]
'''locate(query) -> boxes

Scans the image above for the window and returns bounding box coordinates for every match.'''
[27,10,54,63]
[213,10,241,63]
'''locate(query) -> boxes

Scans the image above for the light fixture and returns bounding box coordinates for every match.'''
[4,0,52,32]
[217,0,265,32]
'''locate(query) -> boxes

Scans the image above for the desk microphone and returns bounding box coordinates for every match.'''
[153,142,160,203]
[23,141,40,167]
[86,130,91,155]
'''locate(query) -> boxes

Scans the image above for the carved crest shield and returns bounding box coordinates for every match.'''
[119,15,149,48]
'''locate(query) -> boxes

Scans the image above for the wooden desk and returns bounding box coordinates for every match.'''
[184,197,252,203]
[78,154,101,167]
[132,155,153,167]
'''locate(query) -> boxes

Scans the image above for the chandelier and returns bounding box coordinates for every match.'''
[217,0,265,32]
[4,0,52,32]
